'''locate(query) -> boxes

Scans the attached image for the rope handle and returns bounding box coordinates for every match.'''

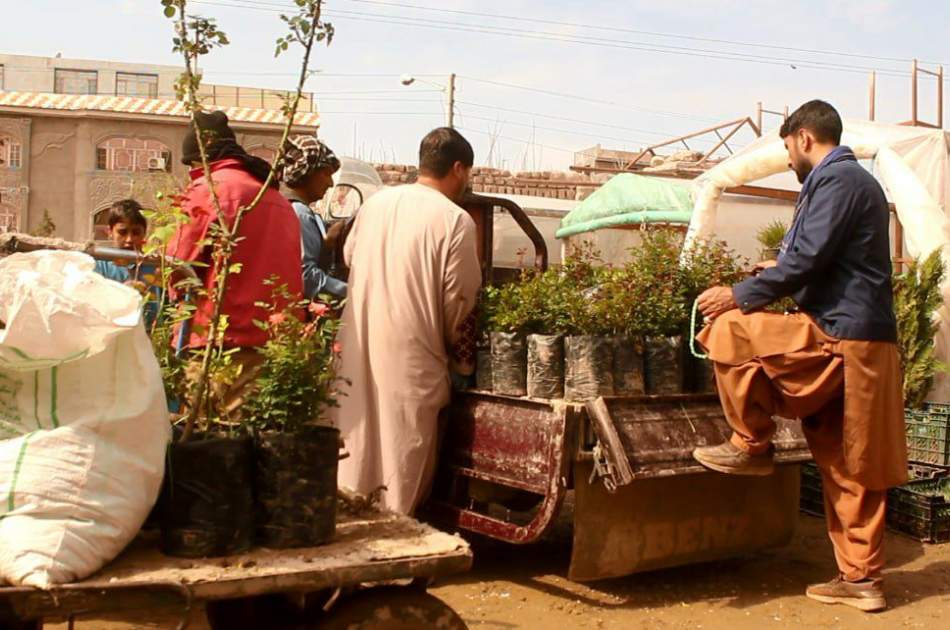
[689,299,709,360]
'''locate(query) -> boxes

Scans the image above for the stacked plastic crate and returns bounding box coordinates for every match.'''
[799,403,950,543]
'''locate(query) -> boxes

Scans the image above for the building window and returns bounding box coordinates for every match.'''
[0,136,23,170]
[116,72,159,98]
[54,69,98,95]
[95,137,171,172]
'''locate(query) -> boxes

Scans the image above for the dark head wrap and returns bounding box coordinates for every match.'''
[181,110,276,187]
[281,135,340,188]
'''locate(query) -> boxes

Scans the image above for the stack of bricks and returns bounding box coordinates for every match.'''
[372,164,612,201]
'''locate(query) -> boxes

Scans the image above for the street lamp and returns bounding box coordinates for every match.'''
[400,73,456,129]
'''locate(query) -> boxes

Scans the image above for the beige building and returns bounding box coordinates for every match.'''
[0,55,319,241]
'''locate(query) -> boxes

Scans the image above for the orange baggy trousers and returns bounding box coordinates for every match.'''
[700,311,904,581]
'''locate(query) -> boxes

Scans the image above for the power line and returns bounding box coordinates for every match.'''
[337,0,947,67]
[456,125,577,155]
[458,77,721,122]
[457,100,689,137]
[197,0,936,80]
[458,111,653,147]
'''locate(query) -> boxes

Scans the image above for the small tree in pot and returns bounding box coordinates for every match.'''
[560,245,617,401]
[623,229,689,395]
[245,283,345,548]
[757,220,788,262]
[481,280,530,397]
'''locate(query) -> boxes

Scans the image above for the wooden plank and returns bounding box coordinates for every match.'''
[0,512,472,619]
[585,397,635,487]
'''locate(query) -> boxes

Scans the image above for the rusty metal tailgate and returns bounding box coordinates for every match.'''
[583,394,810,479]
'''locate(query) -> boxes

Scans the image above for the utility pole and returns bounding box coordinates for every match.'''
[447,73,456,128]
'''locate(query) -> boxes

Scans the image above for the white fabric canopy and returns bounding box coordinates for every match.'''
[685,120,950,401]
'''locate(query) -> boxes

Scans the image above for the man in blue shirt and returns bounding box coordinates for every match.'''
[692,101,906,612]
[281,136,347,300]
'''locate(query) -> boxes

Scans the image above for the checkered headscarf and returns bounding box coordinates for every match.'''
[282,135,340,187]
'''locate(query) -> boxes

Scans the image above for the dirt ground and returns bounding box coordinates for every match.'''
[48,513,949,629]
[430,513,950,629]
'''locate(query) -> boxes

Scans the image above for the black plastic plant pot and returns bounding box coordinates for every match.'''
[644,336,685,395]
[490,331,527,397]
[612,337,646,396]
[527,333,565,399]
[159,434,254,558]
[692,355,717,394]
[254,425,340,549]
[475,348,493,391]
[564,335,615,401]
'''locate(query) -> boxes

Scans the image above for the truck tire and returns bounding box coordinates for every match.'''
[316,586,468,630]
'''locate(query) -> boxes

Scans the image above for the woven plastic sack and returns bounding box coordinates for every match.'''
[0,251,170,587]
[527,334,564,399]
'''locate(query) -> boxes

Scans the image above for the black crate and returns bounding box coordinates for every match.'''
[906,406,950,467]
[800,462,950,543]
[886,475,950,543]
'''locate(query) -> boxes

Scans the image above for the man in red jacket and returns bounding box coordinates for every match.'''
[168,111,303,416]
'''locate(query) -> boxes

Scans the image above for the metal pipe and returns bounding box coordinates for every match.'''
[912,59,918,126]
[939,66,944,128]
[869,72,876,121]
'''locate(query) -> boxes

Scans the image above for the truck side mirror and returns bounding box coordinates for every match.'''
[322,183,363,220]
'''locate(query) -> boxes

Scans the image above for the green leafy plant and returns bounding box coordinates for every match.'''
[757,220,789,251]
[894,251,947,409]
[244,283,344,433]
[679,238,749,303]
[619,228,689,338]
[160,0,334,441]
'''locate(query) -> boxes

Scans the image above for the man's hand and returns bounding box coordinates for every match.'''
[697,286,738,319]
[751,259,778,276]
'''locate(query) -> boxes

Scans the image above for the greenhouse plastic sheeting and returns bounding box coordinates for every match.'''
[684,119,950,401]
[555,173,693,239]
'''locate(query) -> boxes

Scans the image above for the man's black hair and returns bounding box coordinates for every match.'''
[779,100,843,145]
[108,198,147,229]
[418,127,474,178]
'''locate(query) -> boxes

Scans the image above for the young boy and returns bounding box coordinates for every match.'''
[94,199,147,279]
[94,199,161,327]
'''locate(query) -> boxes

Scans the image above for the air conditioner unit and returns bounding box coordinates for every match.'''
[147,157,166,171]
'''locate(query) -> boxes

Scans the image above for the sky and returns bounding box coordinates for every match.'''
[4,0,949,169]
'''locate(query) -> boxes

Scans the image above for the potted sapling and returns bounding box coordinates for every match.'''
[561,246,616,401]
[524,269,567,400]
[757,219,788,263]
[245,283,345,548]
[596,267,646,396]
[484,280,529,397]
[475,286,499,391]
[627,229,688,395]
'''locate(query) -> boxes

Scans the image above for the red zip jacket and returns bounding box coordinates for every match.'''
[168,158,303,348]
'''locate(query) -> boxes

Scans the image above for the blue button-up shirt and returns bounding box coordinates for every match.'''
[732,146,897,342]
[290,199,347,300]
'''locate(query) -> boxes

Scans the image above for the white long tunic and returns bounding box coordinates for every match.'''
[333,184,481,514]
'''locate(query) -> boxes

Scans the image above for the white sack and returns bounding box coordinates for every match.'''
[0,251,170,588]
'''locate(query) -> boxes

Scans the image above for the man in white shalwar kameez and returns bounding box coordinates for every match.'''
[334,128,482,514]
